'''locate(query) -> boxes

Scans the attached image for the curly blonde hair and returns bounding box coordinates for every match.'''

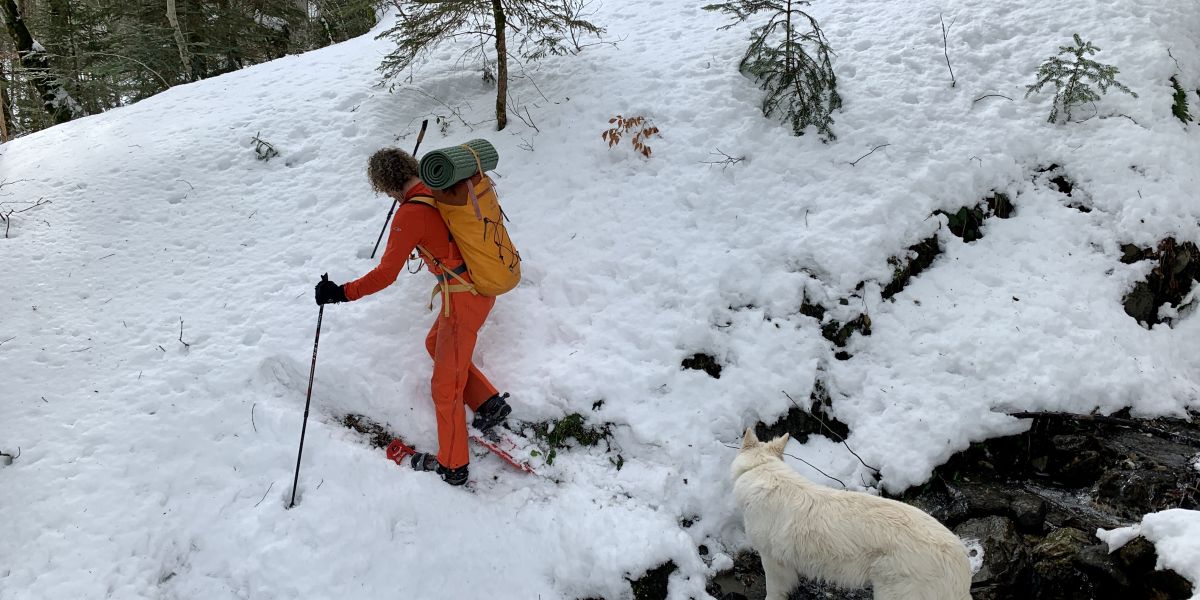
[366,147,420,194]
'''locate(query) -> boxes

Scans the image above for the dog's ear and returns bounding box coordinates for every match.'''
[766,433,789,458]
[742,427,760,449]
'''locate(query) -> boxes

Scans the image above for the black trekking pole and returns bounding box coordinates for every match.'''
[370,119,430,259]
[288,274,328,509]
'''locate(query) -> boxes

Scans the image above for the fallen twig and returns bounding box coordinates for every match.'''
[849,144,890,167]
[179,317,191,348]
[722,441,847,489]
[0,198,52,212]
[251,402,258,433]
[972,94,1014,104]
[254,481,275,507]
[784,391,880,474]
[1099,113,1143,127]
[0,336,14,347]
[1168,47,1182,71]
[0,178,31,192]
[940,14,956,88]
[700,148,746,170]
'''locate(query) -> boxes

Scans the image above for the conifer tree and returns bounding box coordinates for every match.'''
[704,0,841,140]
[1,0,82,125]
[0,0,380,138]
[377,0,603,130]
[1025,34,1137,123]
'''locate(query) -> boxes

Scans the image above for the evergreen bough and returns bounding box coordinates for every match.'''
[704,0,841,140]
[377,0,603,131]
[1025,34,1137,124]
[1170,76,1191,123]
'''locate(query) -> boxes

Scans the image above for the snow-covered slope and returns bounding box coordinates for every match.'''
[2,0,1199,598]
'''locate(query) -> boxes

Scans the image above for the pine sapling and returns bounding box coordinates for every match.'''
[1025,34,1137,123]
[704,0,841,140]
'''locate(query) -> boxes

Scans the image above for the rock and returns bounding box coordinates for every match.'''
[1075,539,1194,599]
[708,551,870,600]
[1115,536,1157,571]
[1095,469,1177,519]
[709,552,766,600]
[968,584,1008,600]
[1100,431,1199,473]
[957,482,1012,517]
[1030,528,1095,600]
[1011,493,1049,533]
[1123,282,1157,324]
[1114,538,1194,599]
[1047,435,1103,485]
[954,516,1031,590]
[902,480,971,526]
[1076,543,1134,590]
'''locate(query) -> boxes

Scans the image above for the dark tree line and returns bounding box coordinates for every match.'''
[1,0,380,140]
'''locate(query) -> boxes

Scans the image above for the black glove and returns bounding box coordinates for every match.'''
[315,275,348,305]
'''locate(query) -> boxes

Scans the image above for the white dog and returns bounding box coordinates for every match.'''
[732,428,972,600]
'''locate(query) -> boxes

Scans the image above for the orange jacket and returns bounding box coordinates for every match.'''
[343,183,466,301]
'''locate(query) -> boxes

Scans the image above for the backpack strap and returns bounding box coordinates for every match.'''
[416,244,477,317]
[406,195,436,208]
[404,194,476,314]
[460,145,488,220]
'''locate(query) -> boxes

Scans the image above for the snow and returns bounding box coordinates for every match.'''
[1099,510,1200,600]
[2,0,1199,598]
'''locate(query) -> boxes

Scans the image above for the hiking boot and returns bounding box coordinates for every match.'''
[410,452,439,472]
[472,393,512,432]
[410,452,468,487]
[438,464,469,486]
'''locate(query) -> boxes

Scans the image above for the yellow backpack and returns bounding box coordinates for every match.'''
[410,151,521,304]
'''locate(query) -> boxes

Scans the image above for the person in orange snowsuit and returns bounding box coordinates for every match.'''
[314,148,511,486]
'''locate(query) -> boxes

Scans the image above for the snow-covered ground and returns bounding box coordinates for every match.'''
[2,0,1199,598]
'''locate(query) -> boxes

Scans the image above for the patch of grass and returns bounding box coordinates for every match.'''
[341,414,394,449]
[532,413,611,447]
[527,413,615,465]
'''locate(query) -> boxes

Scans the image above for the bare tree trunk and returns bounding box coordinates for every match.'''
[0,54,11,141]
[166,0,194,81]
[491,0,507,130]
[1,0,78,125]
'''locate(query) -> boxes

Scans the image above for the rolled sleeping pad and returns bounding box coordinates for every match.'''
[418,138,500,190]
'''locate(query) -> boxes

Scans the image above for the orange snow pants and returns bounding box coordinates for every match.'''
[425,291,499,469]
